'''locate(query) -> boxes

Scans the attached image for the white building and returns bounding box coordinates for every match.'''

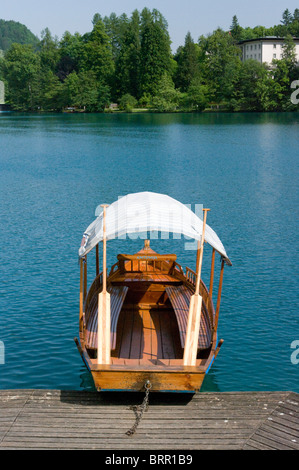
[0,81,4,105]
[239,37,299,66]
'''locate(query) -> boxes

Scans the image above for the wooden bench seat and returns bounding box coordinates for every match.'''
[165,285,212,350]
[85,286,128,351]
[111,272,182,284]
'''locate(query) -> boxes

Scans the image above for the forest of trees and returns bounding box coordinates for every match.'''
[0,8,298,113]
[0,19,38,51]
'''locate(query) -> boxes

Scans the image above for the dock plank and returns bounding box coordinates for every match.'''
[0,390,298,450]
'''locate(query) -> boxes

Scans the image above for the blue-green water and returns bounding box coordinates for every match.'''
[0,112,298,393]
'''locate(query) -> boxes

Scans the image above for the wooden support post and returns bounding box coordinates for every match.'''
[79,258,84,333]
[183,209,210,367]
[214,259,225,333]
[209,248,216,298]
[195,241,201,277]
[102,207,108,293]
[97,205,111,365]
[96,244,99,277]
[83,256,87,301]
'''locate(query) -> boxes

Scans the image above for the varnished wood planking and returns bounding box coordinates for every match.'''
[112,307,181,362]
[80,241,220,392]
[90,369,205,391]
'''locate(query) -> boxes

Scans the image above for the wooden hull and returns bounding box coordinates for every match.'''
[75,336,219,393]
[77,243,224,393]
[90,369,206,393]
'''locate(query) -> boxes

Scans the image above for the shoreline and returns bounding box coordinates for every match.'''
[1,108,299,115]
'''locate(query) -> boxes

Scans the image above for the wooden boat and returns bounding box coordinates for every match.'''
[75,192,231,393]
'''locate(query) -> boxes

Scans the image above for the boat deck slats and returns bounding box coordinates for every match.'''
[1,390,297,450]
[85,286,128,350]
[166,286,212,350]
[112,308,182,361]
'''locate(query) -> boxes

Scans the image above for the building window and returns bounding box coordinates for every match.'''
[273,44,276,49]
[273,53,276,58]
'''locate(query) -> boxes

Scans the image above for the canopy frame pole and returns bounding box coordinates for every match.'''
[102,206,108,293]
[195,241,201,278]
[214,259,225,333]
[83,256,87,301]
[96,244,99,277]
[195,209,210,295]
[209,248,216,298]
[183,208,210,366]
[79,258,84,334]
[97,205,111,365]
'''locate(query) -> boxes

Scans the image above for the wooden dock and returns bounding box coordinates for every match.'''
[0,390,298,450]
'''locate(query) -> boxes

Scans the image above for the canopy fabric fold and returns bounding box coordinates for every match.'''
[78,192,231,265]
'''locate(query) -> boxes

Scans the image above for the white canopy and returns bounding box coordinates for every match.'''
[79,192,231,265]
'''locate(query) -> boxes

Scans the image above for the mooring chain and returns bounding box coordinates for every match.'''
[126,381,152,436]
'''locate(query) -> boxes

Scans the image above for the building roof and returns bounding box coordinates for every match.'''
[239,36,299,45]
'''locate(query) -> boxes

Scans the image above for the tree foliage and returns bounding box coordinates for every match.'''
[1,43,41,110]
[139,8,173,97]
[0,19,38,51]
[174,32,200,92]
[0,9,298,113]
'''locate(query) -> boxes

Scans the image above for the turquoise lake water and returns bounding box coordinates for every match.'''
[0,112,298,393]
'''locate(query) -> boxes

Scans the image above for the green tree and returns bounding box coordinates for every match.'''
[281,9,293,26]
[79,21,114,86]
[174,32,200,92]
[228,60,268,111]
[199,28,242,104]
[92,13,102,26]
[39,70,63,111]
[272,61,292,110]
[39,28,60,72]
[183,77,209,111]
[2,43,41,110]
[281,34,297,64]
[119,93,137,112]
[139,8,172,97]
[103,13,129,61]
[240,25,267,40]
[266,35,299,112]
[230,15,243,42]
[255,73,278,111]
[114,10,141,99]
[281,35,298,85]
[290,9,299,35]
[151,73,181,111]
[62,71,110,111]
[57,31,82,80]
[0,19,38,51]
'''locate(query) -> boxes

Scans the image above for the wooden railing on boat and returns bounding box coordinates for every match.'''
[117,254,177,274]
[80,247,221,361]
[82,259,216,330]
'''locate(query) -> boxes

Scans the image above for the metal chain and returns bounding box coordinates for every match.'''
[126,381,152,436]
